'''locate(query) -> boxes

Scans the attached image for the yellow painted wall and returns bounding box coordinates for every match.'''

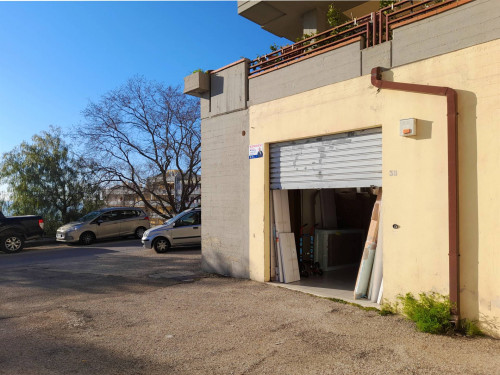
[247,39,500,337]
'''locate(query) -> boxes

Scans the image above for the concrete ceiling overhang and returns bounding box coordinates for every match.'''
[237,1,377,41]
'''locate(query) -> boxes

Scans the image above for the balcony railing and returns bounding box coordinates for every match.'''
[248,0,474,78]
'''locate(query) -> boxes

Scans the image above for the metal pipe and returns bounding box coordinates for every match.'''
[370,67,460,322]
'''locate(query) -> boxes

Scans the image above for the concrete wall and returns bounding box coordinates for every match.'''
[209,60,249,117]
[247,0,499,106]
[198,60,251,278]
[201,109,250,278]
[246,39,500,337]
[361,42,392,76]
[392,0,500,67]
[200,92,210,120]
[248,40,363,106]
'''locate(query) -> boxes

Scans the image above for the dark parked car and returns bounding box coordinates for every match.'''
[0,211,44,253]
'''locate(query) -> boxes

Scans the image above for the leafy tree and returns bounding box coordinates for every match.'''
[76,76,201,219]
[0,127,102,234]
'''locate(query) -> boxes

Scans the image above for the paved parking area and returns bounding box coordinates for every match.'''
[0,240,499,374]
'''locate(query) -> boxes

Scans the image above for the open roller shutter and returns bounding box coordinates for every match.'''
[270,128,382,190]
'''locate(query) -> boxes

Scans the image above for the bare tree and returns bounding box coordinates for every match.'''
[77,76,201,219]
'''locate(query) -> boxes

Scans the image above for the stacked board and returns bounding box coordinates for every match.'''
[272,190,300,283]
[354,189,382,299]
[369,212,383,302]
[278,232,301,283]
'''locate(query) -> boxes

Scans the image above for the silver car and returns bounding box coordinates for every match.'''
[56,207,151,245]
[142,208,201,253]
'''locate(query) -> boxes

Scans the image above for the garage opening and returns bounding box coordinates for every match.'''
[269,128,383,305]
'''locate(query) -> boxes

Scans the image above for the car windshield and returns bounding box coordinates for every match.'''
[77,211,102,222]
[164,211,190,226]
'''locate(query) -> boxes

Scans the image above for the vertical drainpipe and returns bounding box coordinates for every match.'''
[371,67,459,322]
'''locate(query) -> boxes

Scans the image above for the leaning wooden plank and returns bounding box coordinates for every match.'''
[269,192,277,281]
[276,234,284,283]
[281,191,292,233]
[278,232,300,283]
[288,234,301,282]
[272,190,288,282]
[279,233,291,283]
[272,190,283,232]
[272,191,282,282]
[272,190,291,233]
[370,209,384,303]
[278,234,288,283]
[354,189,382,299]
[377,278,384,304]
[368,206,383,300]
[367,267,374,301]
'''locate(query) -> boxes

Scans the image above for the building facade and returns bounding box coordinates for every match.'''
[185,0,500,337]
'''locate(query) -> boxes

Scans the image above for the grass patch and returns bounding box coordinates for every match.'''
[326,297,380,312]
[301,292,381,313]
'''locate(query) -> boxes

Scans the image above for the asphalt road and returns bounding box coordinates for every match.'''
[0,240,499,375]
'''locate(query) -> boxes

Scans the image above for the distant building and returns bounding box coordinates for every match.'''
[102,185,142,208]
[103,170,200,226]
[145,170,201,225]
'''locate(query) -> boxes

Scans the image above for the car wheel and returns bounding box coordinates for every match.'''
[1,234,24,253]
[79,232,96,246]
[135,226,146,239]
[153,237,170,253]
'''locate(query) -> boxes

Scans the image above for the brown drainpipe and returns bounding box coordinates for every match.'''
[371,67,459,322]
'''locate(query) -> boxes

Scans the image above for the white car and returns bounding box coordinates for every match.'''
[142,208,201,253]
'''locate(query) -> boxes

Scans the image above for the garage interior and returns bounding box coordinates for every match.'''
[271,188,380,306]
[269,128,383,307]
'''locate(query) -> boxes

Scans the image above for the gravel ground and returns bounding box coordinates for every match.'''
[0,242,498,375]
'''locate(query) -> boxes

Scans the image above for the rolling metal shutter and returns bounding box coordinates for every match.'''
[270,128,382,190]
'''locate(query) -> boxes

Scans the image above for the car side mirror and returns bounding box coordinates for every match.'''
[97,219,103,225]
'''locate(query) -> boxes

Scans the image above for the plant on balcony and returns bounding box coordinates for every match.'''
[379,0,395,10]
[269,43,283,52]
[294,32,320,53]
[327,4,349,28]
[326,3,356,44]
[294,32,316,43]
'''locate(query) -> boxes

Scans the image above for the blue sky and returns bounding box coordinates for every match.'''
[0,1,288,153]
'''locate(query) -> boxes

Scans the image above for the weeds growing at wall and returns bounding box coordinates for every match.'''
[397,292,453,334]
[381,293,486,337]
[379,299,398,316]
[458,319,484,337]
